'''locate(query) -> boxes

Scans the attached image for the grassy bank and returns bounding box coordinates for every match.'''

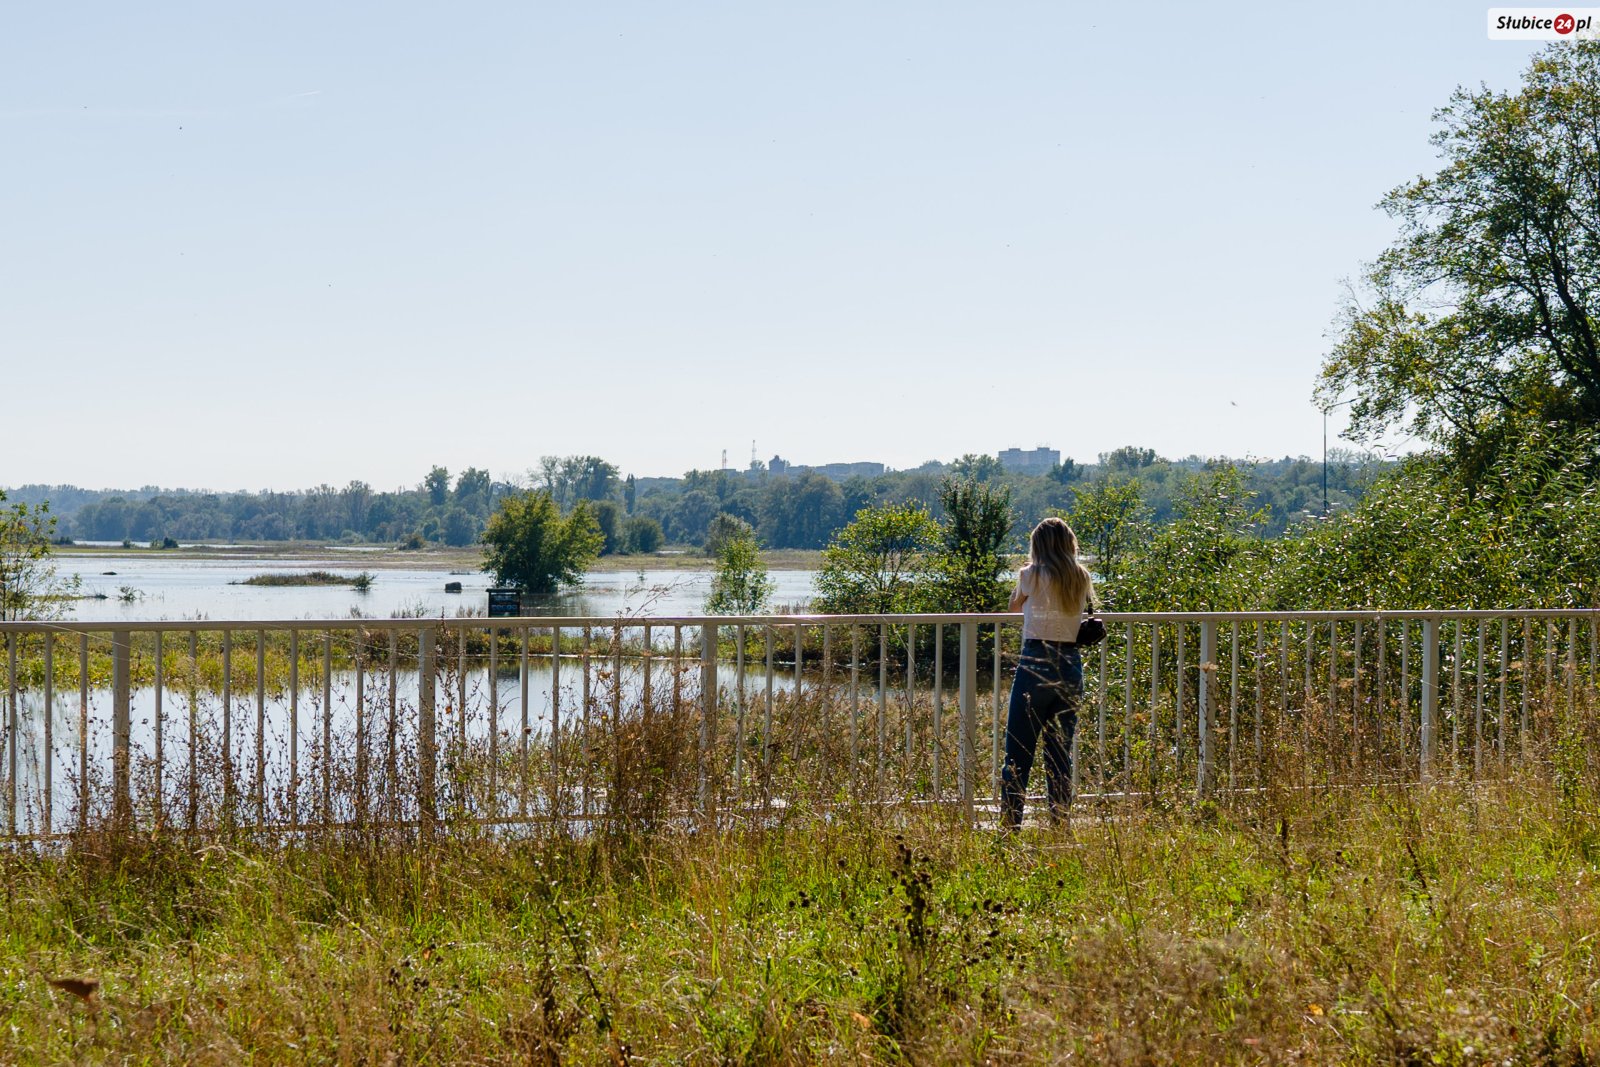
[4,775,1599,1063]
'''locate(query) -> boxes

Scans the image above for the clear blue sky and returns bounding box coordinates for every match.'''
[0,2,1546,492]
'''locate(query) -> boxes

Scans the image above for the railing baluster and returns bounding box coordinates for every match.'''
[904,623,915,783]
[822,624,833,765]
[551,625,561,818]
[222,629,233,817]
[187,632,197,831]
[78,634,88,832]
[1498,619,1508,760]
[699,623,716,818]
[1254,621,1266,781]
[849,625,860,796]
[881,623,890,799]
[43,633,54,836]
[1227,620,1238,791]
[419,625,436,831]
[519,625,529,817]
[1375,619,1386,769]
[1196,620,1213,799]
[153,631,163,827]
[673,624,683,722]
[958,619,976,824]
[322,633,332,824]
[1352,619,1362,773]
[1452,622,1463,770]
[289,630,299,828]
[1475,619,1486,777]
[1328,620,1339,776]
[642,623,652,711]
[1124,624,1134,783]
[1175,622,1186,776]
[1521,618,1531,761]
[390,629,401,817]
[1568,618,1579,711]
[992,623,1003,800]
[112,630,131,827]
[734,623,746,809]
[5,633,15,836]
[766,625,776,808]
[255,631,266,822]
[1096,631,1108,796]
[1149,623,1161,786]
[486,627,499,819]
[1421,619,1438,781]
[581,626,592,819]
[1400,620,1412,759]
[932,623,943,800]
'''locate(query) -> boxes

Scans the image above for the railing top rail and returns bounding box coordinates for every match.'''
[3,607,1599,634]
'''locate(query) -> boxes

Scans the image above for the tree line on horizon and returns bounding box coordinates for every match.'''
[2,447,1385,556]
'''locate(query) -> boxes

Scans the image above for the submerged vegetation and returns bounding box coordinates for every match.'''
[234,570,376,590]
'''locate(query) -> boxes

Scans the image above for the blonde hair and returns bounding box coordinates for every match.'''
[1028,517,1093,614]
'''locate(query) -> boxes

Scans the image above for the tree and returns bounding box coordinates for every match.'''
[441,507,477,547]
[704,513,754,557]
[454,467,492,513]
[813,504,941,614]
[704,527,774,615]
[424,466,451,508]
[538,455,620,508]
[948,453,1003,482]
[759,472,844,549]
[621,516,663,554]
[1,492,74,620]
[1048,459,1080,484]
[1100,446,1157,473]
[481,491,603,594]
[1109,466,1272,611]
[1066,476,1150,587]
[624,474,637,515]
[591,499,623,555]
[1321,42,1600,476]
[930,476,1014,612]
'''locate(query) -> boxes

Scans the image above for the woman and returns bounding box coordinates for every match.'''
[1001,516,1094,829]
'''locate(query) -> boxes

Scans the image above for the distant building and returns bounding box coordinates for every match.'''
[765,456,887,481]
[812,461,886,480]
[998,446,1060,475]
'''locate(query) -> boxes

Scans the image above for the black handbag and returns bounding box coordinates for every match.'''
[1077,613,1106,647]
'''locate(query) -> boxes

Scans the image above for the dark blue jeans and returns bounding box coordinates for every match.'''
[1001,639,1082,828]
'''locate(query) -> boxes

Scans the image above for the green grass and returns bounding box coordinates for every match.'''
[4,776,1600,1063]
[234,571,374,589]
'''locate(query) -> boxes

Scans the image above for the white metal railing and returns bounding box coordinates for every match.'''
[0,609,1597,838]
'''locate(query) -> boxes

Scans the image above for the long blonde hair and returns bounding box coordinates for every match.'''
[1028,517,1093,613]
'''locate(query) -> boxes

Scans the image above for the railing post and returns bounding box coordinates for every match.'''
[1421,619,1438,781]
[5,634,15,837]
[959,620,977,826]
[1197,620,1214,799]
[700,623,716,820]
[112,630,132,827]
[418,625,437,833]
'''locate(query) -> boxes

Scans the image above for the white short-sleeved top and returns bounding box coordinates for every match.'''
[1013,564,1086,643]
